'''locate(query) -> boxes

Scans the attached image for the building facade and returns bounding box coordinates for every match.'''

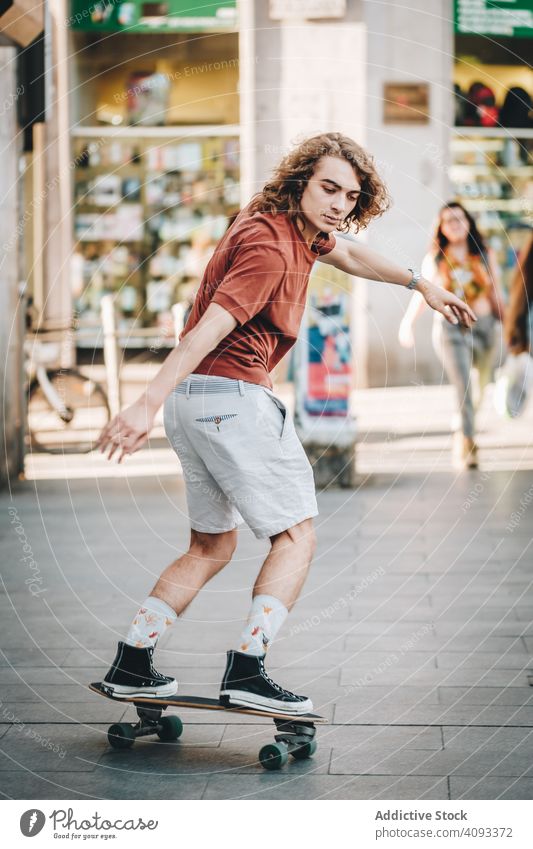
[2,0,531,482]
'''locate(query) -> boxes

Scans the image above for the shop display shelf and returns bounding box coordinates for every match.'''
[453,128,533,139]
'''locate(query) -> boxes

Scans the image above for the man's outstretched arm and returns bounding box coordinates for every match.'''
[319,236,477,328]
[97,303,237,462]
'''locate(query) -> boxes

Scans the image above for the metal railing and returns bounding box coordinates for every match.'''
[26,296,184,420]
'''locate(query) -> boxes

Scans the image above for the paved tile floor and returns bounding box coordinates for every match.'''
[2,385,532,799]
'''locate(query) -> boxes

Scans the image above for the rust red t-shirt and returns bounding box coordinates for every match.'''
[181,204,336,388]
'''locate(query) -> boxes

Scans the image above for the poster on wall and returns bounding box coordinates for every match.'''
[300,263,353,418]
[383,83,430,124]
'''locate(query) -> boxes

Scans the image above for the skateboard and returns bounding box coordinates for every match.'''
[90,682,327,771]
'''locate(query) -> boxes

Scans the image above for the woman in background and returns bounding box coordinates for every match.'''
[399,201,505,469]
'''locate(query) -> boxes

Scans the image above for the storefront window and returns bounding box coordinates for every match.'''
[68,9,240,349]
[72,132,240,347]
[451,1,533,294]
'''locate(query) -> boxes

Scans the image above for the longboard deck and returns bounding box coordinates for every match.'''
[89,682,327,723]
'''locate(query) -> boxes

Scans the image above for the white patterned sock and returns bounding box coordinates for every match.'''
[125,596,177,649]
[238,594,288,656]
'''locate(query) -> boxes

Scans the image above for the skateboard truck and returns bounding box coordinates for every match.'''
[107,701,184,749]
[274,717,316,744]
[262,718,318,769]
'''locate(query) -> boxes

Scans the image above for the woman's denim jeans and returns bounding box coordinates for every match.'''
[432,313,497,439]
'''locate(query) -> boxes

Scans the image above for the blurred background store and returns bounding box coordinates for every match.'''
[452,1,532,296]
[68,2,240,352]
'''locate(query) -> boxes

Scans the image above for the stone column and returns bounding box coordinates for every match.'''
[278,13,366,488]
[241,2,368,486]
[363,0,454,386]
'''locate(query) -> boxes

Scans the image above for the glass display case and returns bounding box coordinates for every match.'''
[71,128,240,347]
[450,128,533,294]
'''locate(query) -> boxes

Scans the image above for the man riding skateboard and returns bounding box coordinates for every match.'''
[97,132,475,715]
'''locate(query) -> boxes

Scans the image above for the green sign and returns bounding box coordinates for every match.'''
[454,0,533,38]
[69,0,237,33]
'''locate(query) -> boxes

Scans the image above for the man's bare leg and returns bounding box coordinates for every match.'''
[150,527,238,614]
[231,517,316,655]
[254,518,317,610]
[220,518,317,712]
[103,528,237,697]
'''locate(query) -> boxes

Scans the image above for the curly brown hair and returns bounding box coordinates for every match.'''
[247,132,390,234]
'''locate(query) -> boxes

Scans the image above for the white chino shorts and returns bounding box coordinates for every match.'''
[163,373,318,539]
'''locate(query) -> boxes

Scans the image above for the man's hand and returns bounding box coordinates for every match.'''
[97,398,157,463]
[418,279,477,328]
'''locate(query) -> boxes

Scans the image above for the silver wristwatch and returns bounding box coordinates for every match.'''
[407,268,422,290]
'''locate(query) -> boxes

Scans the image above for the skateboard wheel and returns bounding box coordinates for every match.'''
[157,715,183,742]
[107,723,135,749]
[259,742,289,770]
[290,740,317,760]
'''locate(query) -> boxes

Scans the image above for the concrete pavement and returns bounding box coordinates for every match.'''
[1,384,532,800]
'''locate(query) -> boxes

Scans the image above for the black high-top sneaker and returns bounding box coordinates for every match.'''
[219,650,313,714]
[102,641,177,699]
